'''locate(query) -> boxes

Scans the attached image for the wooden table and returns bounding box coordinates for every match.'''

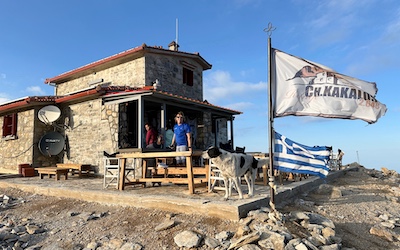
[35,167,69,181]
[56,163,93,177]
[116,150,208,194]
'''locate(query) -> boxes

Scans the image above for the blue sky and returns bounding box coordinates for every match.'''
[1,0,399,172]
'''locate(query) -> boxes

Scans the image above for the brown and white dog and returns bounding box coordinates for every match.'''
[202,146,268,200]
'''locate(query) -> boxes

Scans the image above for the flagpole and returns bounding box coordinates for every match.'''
[264,23,276,211]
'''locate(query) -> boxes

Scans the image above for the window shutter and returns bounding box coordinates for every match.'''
[11,113,17,136]
[2,113,17,137]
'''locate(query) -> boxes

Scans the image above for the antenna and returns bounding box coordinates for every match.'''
[176,18,179,45]
[38,105,61,125]
[38,131,65,156]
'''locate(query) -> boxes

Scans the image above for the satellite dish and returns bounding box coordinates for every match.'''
[38,131,65,156]
[38,105,61,124]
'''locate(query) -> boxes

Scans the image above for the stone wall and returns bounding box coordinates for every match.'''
[0,110,35,173]
[144,54,203,101]
[55,54,204,102]
[56,58,146,95]
[61,100,117,174]
[216,118,228,146]
[198,113,229,149]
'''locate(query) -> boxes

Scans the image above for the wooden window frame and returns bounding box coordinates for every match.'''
[183,67,194,86]
[2,113,17,140]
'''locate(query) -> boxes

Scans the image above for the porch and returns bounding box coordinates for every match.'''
[0,169,348,221]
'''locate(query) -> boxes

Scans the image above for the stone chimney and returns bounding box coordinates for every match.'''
[168,41,179,51]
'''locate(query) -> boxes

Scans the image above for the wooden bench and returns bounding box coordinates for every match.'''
[56,163,93,177]
[35,167,69,181]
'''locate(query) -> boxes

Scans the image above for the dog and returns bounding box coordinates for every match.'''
[202,146,268,200]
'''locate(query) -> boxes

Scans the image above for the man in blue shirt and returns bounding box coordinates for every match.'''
[170,111,192,165]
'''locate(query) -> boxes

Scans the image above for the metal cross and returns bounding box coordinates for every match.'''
[263,22,276,37]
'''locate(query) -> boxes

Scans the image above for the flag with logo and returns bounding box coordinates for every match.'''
[274,132,331,178]
[272,48,387,124]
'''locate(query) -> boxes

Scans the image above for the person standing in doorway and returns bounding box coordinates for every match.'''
[164,122,174,149]
[145,123,158,148]
[170,111,192,164]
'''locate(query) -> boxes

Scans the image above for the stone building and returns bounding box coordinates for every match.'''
[0,42,241,174]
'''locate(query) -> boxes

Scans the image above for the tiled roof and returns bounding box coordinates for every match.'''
[0,96,56,114]
[44,44,212,85]
[101,86,241,115]
[0,86,241,116]
[152,90,242,115]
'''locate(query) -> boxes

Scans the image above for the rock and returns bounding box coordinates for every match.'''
[234,225,251,238]
[120,242,143,250]
[173,230,202,248]
[380,221,395,229]
[258,238,275,249]
[204,236,220,248]
[237,244,261,250]
[216,230,233,241]
[308,213,335,229]
[268,232,285,250]
[25,225,40,234]
[290,211,310,221]
[228,231,261,250]
[315,184,333,195]
[154,219,175,231]
[330,187,342,198]
[240,217,253,226]
[107,238,124,249]
[321,227,335,239]
[370,225,394,242]
[294,242,308,250]
[319,244,340,250]
[86,241,99,249]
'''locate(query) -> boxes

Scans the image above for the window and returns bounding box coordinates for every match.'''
[183,67,193,86]
[2,113,17,139]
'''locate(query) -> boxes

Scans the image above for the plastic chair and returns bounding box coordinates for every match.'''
[103,158,120,188]
[208,161,227,192]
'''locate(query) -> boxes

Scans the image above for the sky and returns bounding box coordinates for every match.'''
[1,0,399,172]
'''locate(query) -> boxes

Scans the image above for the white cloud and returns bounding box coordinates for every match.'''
[26,86,45,95]
[0,93,10,104]
[0,73,6,84]
[298,0,374,48]
[382,7,400,45]
[203,70,267,104]
[226,101,254,111]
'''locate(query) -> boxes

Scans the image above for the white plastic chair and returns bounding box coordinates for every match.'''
[103,158,120,188]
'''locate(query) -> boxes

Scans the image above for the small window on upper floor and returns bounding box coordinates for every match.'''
[2,113,17,140]
[183,67,194,86]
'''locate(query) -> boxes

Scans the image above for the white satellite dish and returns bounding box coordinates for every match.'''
[38,105,61,125]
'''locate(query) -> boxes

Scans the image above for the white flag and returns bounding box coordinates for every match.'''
[272,49,387,124]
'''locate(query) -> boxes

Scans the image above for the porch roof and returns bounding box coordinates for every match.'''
[0,96,56,115]
[0,86,241,117]
[102,86,242,117]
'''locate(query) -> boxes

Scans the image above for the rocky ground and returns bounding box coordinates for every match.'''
[1,164,400,250]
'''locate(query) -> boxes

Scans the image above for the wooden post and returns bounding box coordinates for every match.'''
[186,155,195,194]
[118,158,126,190]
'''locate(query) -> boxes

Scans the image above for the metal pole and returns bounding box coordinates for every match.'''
[356,150,360,164]
[264,23,276,211]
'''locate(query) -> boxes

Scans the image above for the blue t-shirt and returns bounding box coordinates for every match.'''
[173,123,191,146]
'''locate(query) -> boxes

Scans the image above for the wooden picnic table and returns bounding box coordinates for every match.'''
[35,167,69,181]
[56,163,93,177]
[116,150,207,194]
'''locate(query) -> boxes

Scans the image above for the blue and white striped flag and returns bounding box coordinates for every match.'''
[274,132,331,178]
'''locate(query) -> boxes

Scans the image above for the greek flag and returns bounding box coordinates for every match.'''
[274,132,331,178]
